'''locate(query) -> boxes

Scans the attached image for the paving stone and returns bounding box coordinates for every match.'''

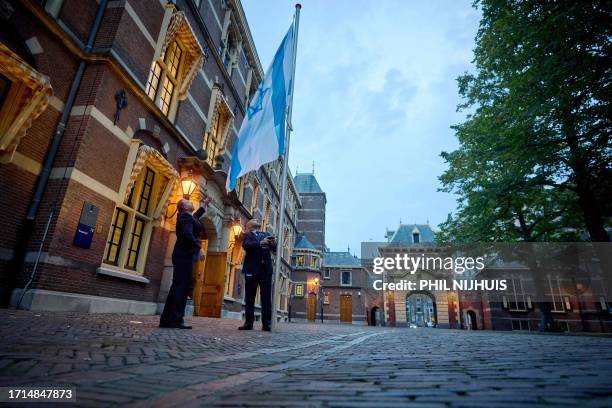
[0,310,610,407]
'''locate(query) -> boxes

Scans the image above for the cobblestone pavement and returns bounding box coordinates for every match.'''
[0,310,611,407]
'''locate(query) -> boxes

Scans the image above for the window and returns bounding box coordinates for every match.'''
[204,110,222,164]
[295,283,304,297]
[323,269,330,279]
[546,276,566,312]
[296,255,305,266]
[262,199,271,231]
[506,277,528,311]
[250,180,259,215]
[220,11,240,76]
[236,175,247,202]
[146,40,183,116]
[0,44,52,163]
[341,271,351,286]
[103,156,173,273]
[413,233,420,244]
[324,292,330,304]
[310,256,317,268]
[600,296,609,312]
[40,0,63,17]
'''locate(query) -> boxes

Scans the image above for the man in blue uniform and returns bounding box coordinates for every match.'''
[160,198,208,329]
[238,219,277,331]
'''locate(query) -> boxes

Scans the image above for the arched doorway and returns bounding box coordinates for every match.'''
[406,292,437,327]
[466,310,478,330]
[370,306,380,326]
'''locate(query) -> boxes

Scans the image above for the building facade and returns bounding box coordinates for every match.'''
[290,171,374,324]
[366,223,612,333]
[0,0,298,321]
[377,223,458,328]
[294,171,326,251]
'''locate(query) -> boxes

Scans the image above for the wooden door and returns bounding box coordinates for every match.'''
[307,294,316,321]
[197,252,226,317]
[192,240,208,314]
[340,295,352,323]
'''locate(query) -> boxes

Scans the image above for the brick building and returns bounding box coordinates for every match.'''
[0,0,299,321]
[377,223,458,328]
[294,171,325,251]
[365,223,612,333]
[289,233,322,322]
[290,170,374,324]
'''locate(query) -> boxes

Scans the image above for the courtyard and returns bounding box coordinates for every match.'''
[0,310,611,407]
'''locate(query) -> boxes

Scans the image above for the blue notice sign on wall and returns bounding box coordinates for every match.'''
[74,223,95,249]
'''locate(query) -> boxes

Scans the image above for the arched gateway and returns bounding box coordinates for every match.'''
[406,291,437,327]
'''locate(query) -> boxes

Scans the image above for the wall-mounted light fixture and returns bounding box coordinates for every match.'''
[165,171,197,218]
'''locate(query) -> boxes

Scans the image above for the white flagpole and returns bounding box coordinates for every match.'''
[271,3,301,331]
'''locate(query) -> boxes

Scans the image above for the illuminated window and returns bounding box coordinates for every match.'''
[0,44,52,163]
[324,292,330,304]
[296,255,305,266]
[295,284,304,297]
[262,199,271,231]
[104,165,169,272]
[310,256,317,268]
[145,40,183,116]
[204,110,222,164]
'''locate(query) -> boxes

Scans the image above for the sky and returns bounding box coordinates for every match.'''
[242,0,481,255]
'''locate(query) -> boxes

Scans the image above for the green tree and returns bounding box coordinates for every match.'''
[440,0,611,243]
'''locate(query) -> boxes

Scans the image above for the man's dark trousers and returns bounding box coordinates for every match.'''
[160,256,193,325]
[244,272,272,327]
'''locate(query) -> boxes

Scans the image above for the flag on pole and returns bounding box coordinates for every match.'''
[226,24,296,191]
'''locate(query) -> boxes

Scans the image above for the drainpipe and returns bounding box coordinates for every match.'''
[8,0,108,306]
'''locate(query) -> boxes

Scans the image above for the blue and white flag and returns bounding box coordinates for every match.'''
[227,24,295,191]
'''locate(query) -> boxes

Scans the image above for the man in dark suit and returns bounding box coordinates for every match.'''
[239,219,277,331]
[160,198,209,329]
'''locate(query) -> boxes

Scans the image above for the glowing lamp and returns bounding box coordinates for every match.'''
[181,177,197,199]
[232,221,243,237]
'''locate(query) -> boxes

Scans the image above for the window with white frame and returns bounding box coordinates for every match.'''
[323,269,330,279]
[506,277,528,311]
[546,276,567,312]
[341,271,351,286]
[324,292,330,304]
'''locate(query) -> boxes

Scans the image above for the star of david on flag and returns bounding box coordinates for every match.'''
[226,24,295,192]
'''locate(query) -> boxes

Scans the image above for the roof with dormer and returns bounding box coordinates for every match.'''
[389,224,436,244]
[323,251,361,267]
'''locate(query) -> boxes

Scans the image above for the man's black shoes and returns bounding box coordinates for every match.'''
[238,324,253,330]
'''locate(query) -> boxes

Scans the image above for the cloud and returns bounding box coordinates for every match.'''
[242,0,481,254]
